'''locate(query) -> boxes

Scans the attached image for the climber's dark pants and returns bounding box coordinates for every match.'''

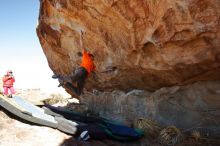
[59,67,88,95]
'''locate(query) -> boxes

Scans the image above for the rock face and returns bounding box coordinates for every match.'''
[37,0,220,92]
[82,81,220,130]
[37,0,220,130]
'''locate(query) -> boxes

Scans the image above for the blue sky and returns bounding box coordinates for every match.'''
[0,1,40,59]
[0,1,68,95]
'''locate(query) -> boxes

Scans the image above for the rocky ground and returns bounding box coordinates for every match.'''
[1,109,219,146]
[0,87,220,146]
[0,88,71,146]
[0,110,71,146]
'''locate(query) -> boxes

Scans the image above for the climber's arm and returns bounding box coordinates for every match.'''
[80,30,86,51]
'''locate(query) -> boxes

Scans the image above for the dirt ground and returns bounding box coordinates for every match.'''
[1,108,220,146]
[0,90,219,146]
[0,110,71,146]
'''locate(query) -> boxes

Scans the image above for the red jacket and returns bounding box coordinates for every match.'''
[80,50,96,74]
[3,75,15,87]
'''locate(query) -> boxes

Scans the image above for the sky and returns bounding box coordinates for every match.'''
[0,1,69,96]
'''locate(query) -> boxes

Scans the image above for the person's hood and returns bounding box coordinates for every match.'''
[6,70,12,75]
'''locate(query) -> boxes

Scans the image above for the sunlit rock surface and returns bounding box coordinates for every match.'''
[37,0,220,131]
[37,0,220,92]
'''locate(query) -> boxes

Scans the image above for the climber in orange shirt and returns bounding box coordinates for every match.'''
[80,49,96,75]
[52,31,97,96]
[52,48,96,96]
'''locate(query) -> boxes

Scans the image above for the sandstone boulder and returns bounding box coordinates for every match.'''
[37,0,220,92]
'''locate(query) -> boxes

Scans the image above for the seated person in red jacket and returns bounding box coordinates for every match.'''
[2,70,15,97]
[52,48,96,96]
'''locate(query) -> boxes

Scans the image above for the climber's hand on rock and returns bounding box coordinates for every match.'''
[77,52,83,57]
[81,30,84,37]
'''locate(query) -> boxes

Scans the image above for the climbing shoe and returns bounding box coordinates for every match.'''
[8,95,13,98]
[52,74,60,79]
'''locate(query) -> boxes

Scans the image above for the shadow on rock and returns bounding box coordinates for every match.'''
[59,137,151,146]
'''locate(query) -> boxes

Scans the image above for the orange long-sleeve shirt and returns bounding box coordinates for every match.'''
[80,50,96,74]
